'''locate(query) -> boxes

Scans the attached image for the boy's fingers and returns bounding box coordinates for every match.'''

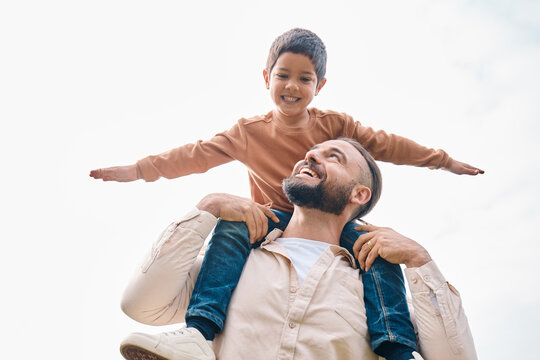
[89,169,102,178]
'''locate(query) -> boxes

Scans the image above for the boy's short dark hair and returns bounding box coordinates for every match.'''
[266,28,327,84]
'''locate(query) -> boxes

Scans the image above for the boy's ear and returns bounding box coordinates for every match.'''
[315,78,327,96]
[263,69,270,89]
[350,184,371,207]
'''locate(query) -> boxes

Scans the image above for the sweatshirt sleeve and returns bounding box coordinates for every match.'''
[345,117,453,169]
[136,121,249,182]
[120,208,218,326]
[405,261,478,360]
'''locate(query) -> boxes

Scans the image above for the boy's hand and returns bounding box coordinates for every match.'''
[443,159,484,175]
[89,165,138,182]
[353,224,431,271]
[197,193,280,244]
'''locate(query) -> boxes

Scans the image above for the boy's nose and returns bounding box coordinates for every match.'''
[285,80,299,91]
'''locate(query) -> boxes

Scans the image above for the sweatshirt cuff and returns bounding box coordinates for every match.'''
[136,157,160,182]
[404,261,447,294]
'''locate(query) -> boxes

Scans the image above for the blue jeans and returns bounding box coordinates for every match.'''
[185,210,417,352]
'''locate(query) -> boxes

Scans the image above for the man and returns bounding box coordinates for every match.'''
[119,138,477,360]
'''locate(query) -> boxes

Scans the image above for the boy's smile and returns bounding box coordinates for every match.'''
[263,52,326,126]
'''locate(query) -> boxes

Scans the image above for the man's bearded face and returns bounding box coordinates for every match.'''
[282,160,355,216]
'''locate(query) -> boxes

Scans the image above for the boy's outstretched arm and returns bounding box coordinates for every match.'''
[442,159,484,176]
[89,164,138,182]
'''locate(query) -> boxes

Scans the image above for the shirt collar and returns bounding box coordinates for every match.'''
[262,229,357,269]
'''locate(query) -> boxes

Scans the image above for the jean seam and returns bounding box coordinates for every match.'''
[372,265,394,340]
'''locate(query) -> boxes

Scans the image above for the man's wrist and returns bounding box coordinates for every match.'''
[404,249,432,268]
[196,195,218,217]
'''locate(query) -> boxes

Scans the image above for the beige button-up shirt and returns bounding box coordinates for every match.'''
[121,209,477,360]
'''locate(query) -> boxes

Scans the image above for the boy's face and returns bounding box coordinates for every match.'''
[263,52,326,121]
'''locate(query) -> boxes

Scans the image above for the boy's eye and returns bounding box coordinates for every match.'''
[276,74,288,79]
[301,77,312,82]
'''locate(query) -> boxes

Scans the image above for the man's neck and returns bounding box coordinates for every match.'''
[281,207,348,246]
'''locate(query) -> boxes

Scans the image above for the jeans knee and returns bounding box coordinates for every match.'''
[212,220,250,247]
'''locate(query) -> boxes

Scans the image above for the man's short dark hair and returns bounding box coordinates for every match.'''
[266,28,327,84]
[337,138,383,220]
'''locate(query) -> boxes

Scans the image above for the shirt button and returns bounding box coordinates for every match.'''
[290,287,297,293]
[412,277,418,284]
[423,275,430,281]
[289,322,296,329]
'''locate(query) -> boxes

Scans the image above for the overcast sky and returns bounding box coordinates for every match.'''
[1,0,539,359]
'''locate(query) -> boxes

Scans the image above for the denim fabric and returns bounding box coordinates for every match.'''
[341,222,417,352]
[185,210,290,328]
[185,211,417,351]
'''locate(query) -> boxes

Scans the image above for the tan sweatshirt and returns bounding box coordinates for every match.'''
[136,108,451,212]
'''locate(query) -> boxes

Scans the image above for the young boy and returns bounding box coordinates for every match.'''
[91,28,483,360]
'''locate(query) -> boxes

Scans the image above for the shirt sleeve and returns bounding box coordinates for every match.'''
[405,261,478,360]
[345,118,453,169]
[120,208,218,325]
[136,121,249,181]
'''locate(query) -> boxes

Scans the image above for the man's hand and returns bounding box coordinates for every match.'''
[197,193,279,244]
[352,224,431,271]
[443,159,484,176]
[89,165,138,182]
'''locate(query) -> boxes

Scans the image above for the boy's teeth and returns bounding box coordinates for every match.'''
[284,96,297,102]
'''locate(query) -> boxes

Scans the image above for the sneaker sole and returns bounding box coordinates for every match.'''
[120,344,169,360]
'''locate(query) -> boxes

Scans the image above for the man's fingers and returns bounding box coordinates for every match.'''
[352,231,374,257]
[365,243,380,271]
[261,206,280,223]
[255,208,268,242]
[356,239,373,270]
[245,212,258,243]
[354,224,379,233]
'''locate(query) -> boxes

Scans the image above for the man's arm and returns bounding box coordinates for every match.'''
[121,208,217,325]
[353,225,478,360]
[121,194,279,324]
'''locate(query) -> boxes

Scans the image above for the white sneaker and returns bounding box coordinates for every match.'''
[410,351,425,360]
[120,326,215,360]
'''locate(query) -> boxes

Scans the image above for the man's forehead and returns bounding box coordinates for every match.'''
[312,139,356,155]
[311,139,367,168]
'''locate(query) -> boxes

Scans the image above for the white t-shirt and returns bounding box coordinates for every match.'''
[275,237,330,286]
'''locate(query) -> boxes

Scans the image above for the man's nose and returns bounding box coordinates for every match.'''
[304,149,321,164]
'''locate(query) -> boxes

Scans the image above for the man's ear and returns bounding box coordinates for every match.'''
[263,69,270,89]
[350,184,371,207]
[315,78,327,95]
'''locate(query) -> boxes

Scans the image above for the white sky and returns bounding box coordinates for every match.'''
[1,0,539,359]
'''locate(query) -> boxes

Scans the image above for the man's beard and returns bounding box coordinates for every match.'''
[282,175,354,216]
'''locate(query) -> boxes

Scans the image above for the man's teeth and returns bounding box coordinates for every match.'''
[299,168,319,178]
